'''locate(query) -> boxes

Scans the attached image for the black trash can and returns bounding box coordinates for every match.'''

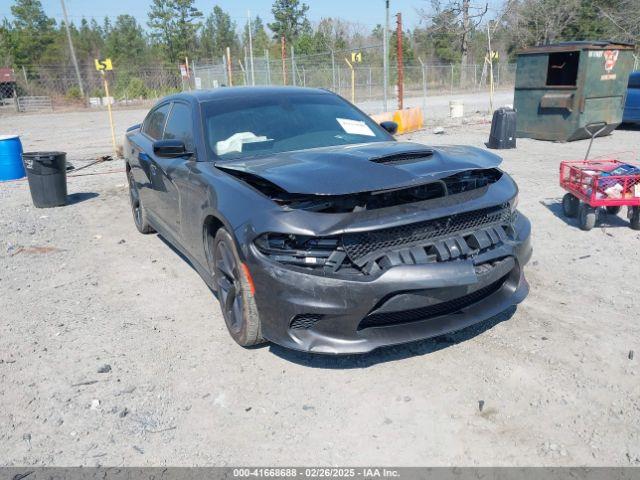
[487,108,517,149]
[22,151,67,208]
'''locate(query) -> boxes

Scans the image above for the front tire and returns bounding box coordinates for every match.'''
[562,193,579,217]
[127,169,154,234]
[212,228,264,347]
[578,203,597,231]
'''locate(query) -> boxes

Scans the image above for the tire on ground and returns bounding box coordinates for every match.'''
[578,203,597,231]
[562,193,579,218]
[212,228,265,347]
[127,169,154,234]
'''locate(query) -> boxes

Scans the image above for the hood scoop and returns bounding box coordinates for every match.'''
[369,150,434,165]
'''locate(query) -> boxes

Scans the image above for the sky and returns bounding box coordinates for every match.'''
[0,0,446,31]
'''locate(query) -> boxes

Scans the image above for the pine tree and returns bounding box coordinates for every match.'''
[7,0,56,65]
[148,0,203,63]
[198,6,239,60]
[268,0,311,42]
[105,15,147,65]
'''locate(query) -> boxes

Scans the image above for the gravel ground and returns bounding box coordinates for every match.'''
[1,102,639,467]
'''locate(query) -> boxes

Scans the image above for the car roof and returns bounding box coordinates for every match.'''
[162,86,331,104]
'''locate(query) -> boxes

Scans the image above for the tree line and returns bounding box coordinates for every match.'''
[0,0,637,72]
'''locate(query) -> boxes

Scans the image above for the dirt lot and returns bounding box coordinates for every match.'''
[1,105,639,467]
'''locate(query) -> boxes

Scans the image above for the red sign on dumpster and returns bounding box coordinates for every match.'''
[603,50,619,73]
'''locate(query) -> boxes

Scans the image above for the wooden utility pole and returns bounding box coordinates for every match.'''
[281,36,287,85]
[396,12,404,110]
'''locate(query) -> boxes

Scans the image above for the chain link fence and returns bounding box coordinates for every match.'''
[195,44,515,111]
[0,44,516,115]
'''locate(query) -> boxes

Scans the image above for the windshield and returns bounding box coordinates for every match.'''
[201,91,391,160]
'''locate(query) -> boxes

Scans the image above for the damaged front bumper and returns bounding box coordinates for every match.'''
[244,211,532,354]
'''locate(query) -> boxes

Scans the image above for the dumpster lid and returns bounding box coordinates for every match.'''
[519,40,635,55]
[0,135,19,141]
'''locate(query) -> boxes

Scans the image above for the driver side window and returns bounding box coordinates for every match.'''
[163,102,194,151]
[142,103,171,140]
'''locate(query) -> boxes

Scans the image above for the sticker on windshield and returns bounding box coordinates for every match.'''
[336,118,375,137]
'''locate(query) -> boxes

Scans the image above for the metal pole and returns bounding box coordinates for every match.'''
[383,0,389,111]
[474,64,477,90]
[396,12,403,110]
[487,24,494,113]
[418,57,426,115]
[265,49,271,85]
[345,58,355,103]
[281,36,287,85]
[243,46,248,85]
[226,47,233,86]
[21,66,28,90]
[238,59,247,85]
[60,0,84,98]
[185,56,191,90]
[331,50,336,91]
[450,64,454,94]
[302,66,306,87]
[247,10,255,86]
[291,46,296,86]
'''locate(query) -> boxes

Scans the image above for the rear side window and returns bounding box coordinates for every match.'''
[629,73,640,89]
[142,103,171,140]
[163,103,194,150]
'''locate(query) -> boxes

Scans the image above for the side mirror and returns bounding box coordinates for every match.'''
[153,139,191,158]
[380,121,398,135]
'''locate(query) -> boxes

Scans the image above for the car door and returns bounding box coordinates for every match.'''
[133,102,171,216]
[151,101,197,240]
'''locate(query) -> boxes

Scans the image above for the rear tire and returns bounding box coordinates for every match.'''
[578,203,597,231]
[212,228,264,347]
[562,193,579,217]
[630,207,640,230]
[127,169,154,234]
[606,206,622,215]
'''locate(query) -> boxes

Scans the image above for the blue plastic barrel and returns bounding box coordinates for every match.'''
[0,135,25,181]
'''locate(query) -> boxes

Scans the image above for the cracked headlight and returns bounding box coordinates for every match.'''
[254,233,340,268]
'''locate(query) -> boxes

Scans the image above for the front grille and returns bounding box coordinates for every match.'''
[358,274,508,330]
[290,313,323,330]
[342,204,513,266]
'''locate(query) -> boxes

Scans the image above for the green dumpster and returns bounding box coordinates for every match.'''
[514,41,635,142]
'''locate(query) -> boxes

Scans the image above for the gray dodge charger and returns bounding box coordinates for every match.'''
[124,87,531,354]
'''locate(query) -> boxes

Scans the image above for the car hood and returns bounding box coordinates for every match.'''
[215,141,502,195]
